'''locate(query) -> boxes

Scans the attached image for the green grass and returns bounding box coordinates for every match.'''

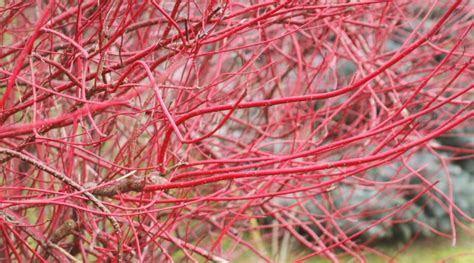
[233,226,473,263]
[362,233,474,263]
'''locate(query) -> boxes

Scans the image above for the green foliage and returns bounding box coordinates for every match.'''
[299,146,473,242]
[436,125,474,174]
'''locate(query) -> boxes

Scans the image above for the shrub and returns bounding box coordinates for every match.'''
[0,1,472,262]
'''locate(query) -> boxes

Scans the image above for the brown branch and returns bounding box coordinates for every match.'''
[0,147,123,260]
[85,172,168,197]
[39,219,77,262]
[0,210,74,262]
